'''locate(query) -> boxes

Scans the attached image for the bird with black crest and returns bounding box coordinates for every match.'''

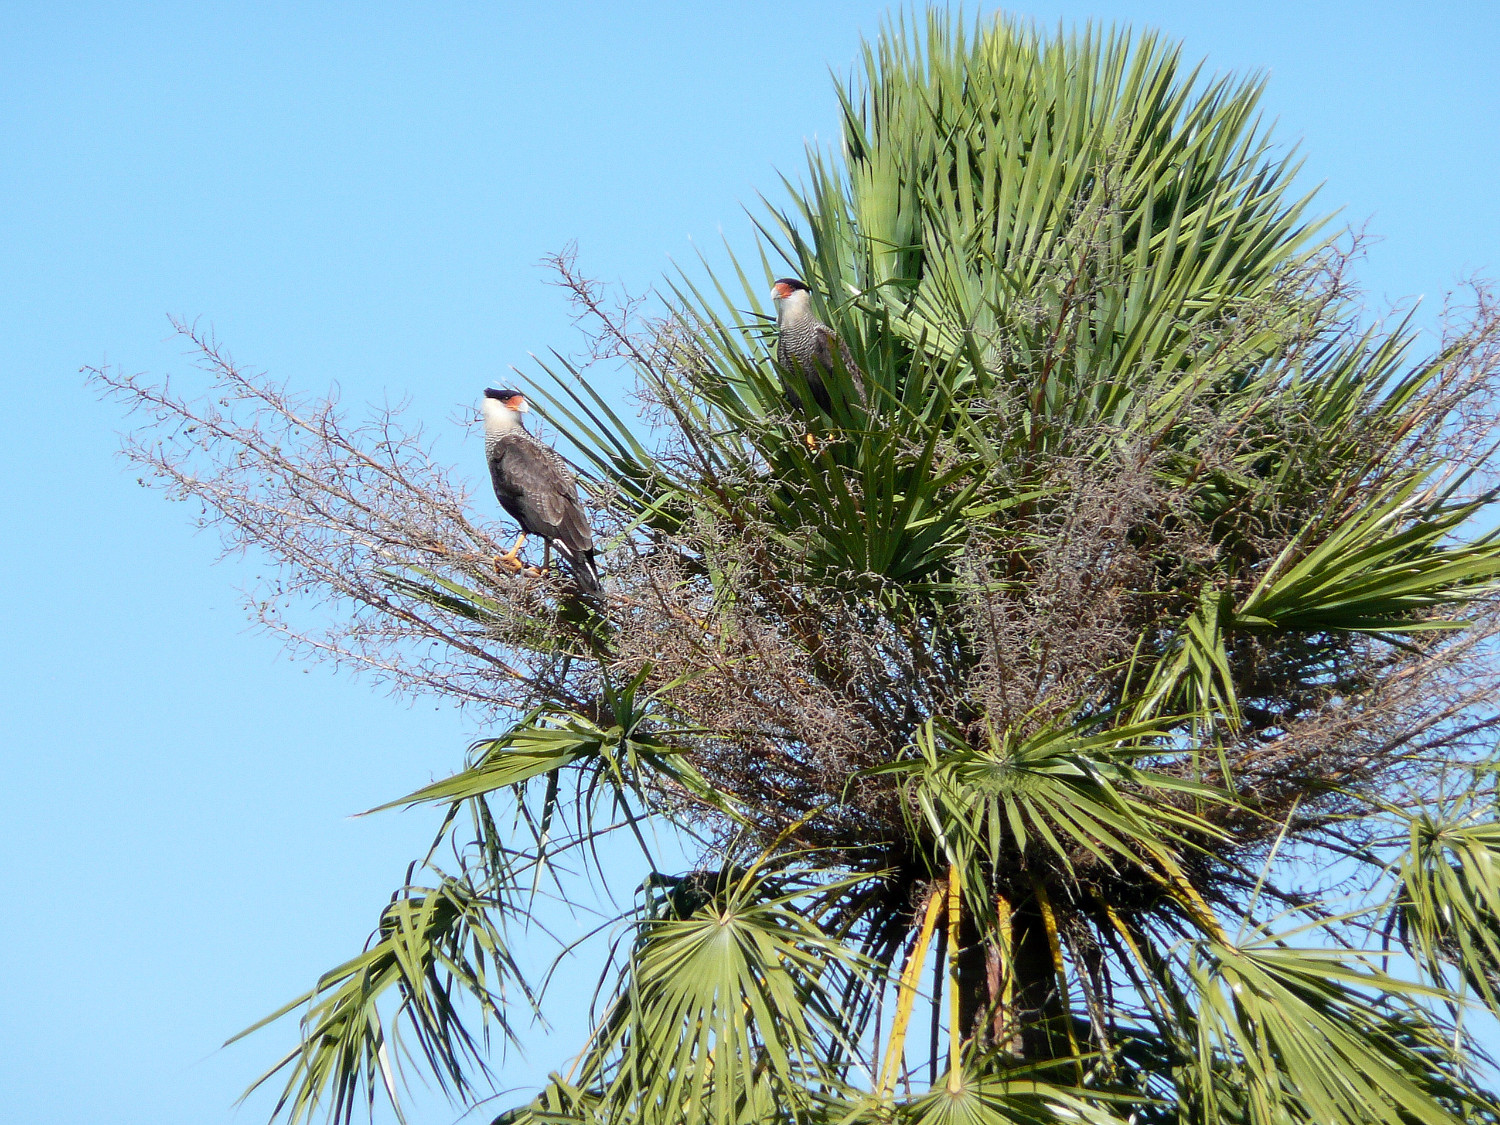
[481,387,601,596]
[771,278,866,448]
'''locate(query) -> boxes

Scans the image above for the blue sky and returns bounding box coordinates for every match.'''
[1,3,1497,1123]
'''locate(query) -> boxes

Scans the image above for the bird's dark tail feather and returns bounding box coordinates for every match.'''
[560,546,602,596]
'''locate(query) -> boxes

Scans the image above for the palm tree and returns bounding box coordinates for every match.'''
[98,11,1500,1125]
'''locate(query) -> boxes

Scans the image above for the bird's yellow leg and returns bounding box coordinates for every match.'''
[518,540,547,579]
[495,532,528,574]
[803,432,819,453]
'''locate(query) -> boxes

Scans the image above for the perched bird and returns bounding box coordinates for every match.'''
[482,388,601,595]
[771,277,865,417]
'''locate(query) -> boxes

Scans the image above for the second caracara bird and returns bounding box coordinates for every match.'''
[482,388,601,595]
[771,277,865,417]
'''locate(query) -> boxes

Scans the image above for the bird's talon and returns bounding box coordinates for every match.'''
[494,531,530,576]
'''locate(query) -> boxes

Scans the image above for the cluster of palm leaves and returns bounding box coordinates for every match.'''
[237,12,1500,1125]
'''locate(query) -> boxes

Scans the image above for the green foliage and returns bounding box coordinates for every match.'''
[562,861,867,1125]
[1181,929,1492,1125]
[232,863,529,1125]
[875,715,1224,896]
[1392,794,1500,1012]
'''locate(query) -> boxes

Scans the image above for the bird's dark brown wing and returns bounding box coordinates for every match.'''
[815,323,866,405]
[488,435,595,555]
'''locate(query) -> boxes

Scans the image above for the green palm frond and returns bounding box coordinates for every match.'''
[802,16,1325,402]
[875,716,1225,895]
[231,867,530,1125]
[375,678,721,820]
[1183,931,1496,1125]
[1134,583,1241,732]
[516,859,871,1125]
[1392,804,1500,1015]
[832,1064,1136,1125]
[1236,477,1500,634]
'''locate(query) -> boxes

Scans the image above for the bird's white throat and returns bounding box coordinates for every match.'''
[482,397,526,441]
[775,288,814,325]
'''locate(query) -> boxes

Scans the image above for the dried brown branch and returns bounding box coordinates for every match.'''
[88,319,594,712]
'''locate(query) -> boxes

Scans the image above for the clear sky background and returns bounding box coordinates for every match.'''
[1,3,1497,1123]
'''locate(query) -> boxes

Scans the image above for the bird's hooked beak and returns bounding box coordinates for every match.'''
[771,281,792,302]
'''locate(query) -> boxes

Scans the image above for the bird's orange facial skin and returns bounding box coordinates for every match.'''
[771,281,792,301]
[504,395,528,412]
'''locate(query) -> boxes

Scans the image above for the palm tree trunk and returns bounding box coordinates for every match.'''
[954,892,1067,1061]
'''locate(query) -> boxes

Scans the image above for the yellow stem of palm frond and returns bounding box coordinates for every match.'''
[1034,880,1082,1076]
[1103,904,1171,1014]
[877,882,945,1100]
[946,864,963,1091]
[1156,861,1228,943]
[995,892,1017,1054]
